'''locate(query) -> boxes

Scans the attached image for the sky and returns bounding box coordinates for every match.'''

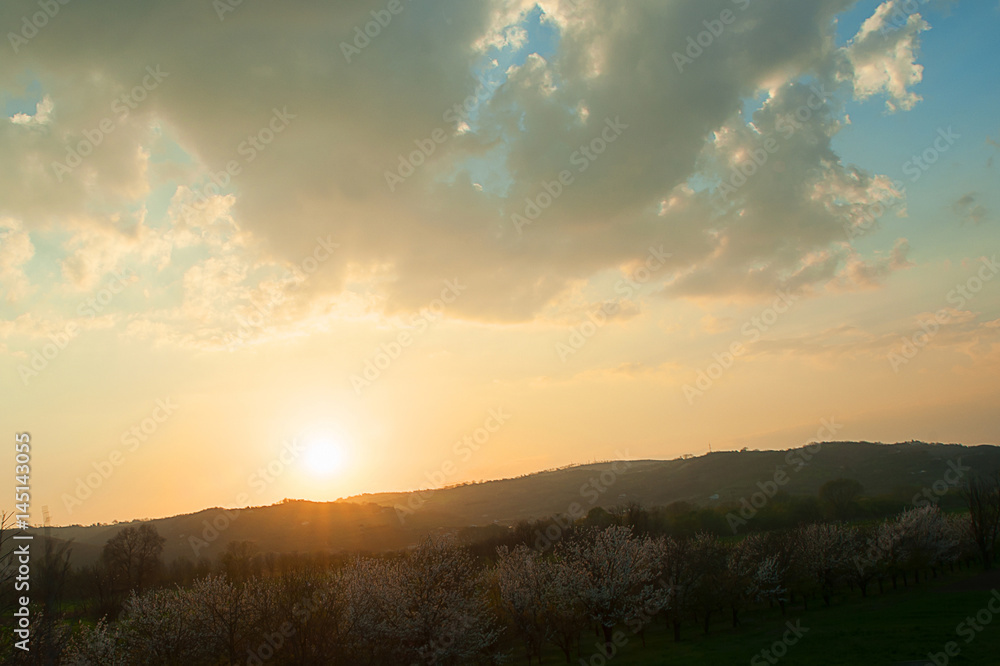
[1,0,998,526]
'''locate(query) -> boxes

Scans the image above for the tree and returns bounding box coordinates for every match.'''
[494,546,548,664]
[494,545,588,664]
[613,502,651,535]
[726,533,785,626]
[35,536,75,663]
[659,536,698,641]
[559,526,658,657]
[187,575,270,664]
[38,536,73,612]
[541,553,591,663]
[117,587,212,664]
[962,473,1000,570]
[818,478,864,520]
[220,540,259,582]
[101,523,166,600]
[687,533,728,634]
[844,526,881,597]
[268,570,353,665]
[870,518,906,590]
[346,538,500,665]
[583,507,615,529]
[792,523,852,607]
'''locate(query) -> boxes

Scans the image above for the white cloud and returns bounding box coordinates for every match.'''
[0,0,935,344]
[841,0,929,112]
[10,95,54,126]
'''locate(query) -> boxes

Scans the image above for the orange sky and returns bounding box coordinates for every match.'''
[1,0,998,525]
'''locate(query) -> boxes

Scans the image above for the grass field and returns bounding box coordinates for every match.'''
[529,568,1000,665]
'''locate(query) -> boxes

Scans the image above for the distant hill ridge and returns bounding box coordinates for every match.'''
[339,439,1000,520]
[34,441,1000,566]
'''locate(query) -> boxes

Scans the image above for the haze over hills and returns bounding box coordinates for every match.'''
[35,441,1000,567]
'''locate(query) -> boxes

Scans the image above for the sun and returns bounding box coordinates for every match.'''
[302,434,348,477]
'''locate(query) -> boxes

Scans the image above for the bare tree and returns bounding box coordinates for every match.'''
[34,535,75,663]
[962,472,1000,570]
[101,523,167,597]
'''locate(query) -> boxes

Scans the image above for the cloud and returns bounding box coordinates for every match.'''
[10,95,54,126]
[700,314,736,335]
[833,238,913,290]
[749,310,1000,368]
[952,192,988,225]
[547,297,643,327]
[0,218,35,303]
[840,0,929,112]
[0,0,931,346]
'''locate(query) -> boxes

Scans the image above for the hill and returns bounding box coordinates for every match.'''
[34,440,1000,566]
[340,440,1000,523]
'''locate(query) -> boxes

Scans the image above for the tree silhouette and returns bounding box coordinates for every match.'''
[819,478,864,519]
[962,472,1000,570]
[101,523,166,598]
[220,540,259,583]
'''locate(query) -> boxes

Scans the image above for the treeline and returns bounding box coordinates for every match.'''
[1,502,995,665]
[1,473,997,664]
[461,477,967,557]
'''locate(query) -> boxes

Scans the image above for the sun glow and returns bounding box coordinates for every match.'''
[302,434,348,477]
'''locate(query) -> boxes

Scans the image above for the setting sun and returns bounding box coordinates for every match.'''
[302,435,348,478]
[6,1,1000,663]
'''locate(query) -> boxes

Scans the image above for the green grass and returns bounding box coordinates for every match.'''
[527,569,1000,665]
